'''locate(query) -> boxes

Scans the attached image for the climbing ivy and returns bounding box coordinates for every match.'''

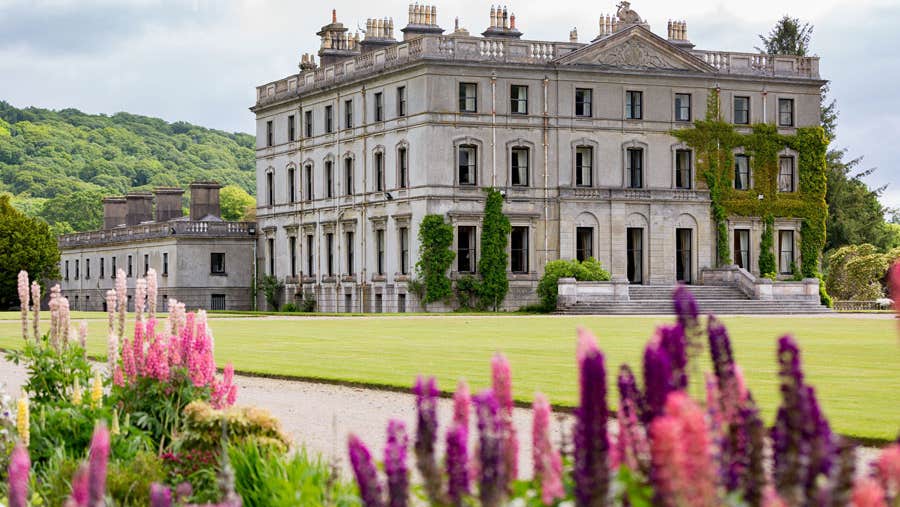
[672,89,830,302]
[477,188,512,311]
[759,215,776,277]
[415,214,455,306]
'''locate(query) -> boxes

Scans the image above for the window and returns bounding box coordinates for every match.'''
[162,253,168,276]
[457,226,476,273]
[376,229,385,275]
[627,228,643,284]
[511,147,529,186]
[211,252,226,274]
[399,227,409,275]
[344,293,352,312]
[626,90,642,119]
[675,149,692,189]
[733,96,750,125]
[459,83,477,112]
[576,227,593,261]
[304,164,313,200]
[99,257,105,279]
[397,86,407,117]
[458,145,476,185]
[676,228,692,283]
[289,236,297,277]
[112,257,117,277]
[304,110,313,137]
[211,294,226,311]
[779,230,795,274]
[778,98,794,127]
[734,155,750,190]
[325,160,334,198]
[374,92,383,121]
[326,233,334,276]
[127,255,133,277]
[267,171,274,206]
[627,148,643,188]
[288,114,296,141]
[288,167,296,202]
[375,152,385,191]
[575,88,592,117]
[510,227,528,273]
[74,259,79,280]
[65,260,69,280]
[398,293,406,313]
[510,85,528,115]
[267,238,275,276]
[85,259,91,279]
[375,293,383,313]
[734,229,750,270]
[345,231,354,274]
[398,147,408,188]
[575,147,593,187]
[344,158,354,195]
[143,254,149,275]
[306,234,315,276]
[325,105,333,133]
[344,99,353,129]
[778,156,795,192]
[675,93,691,122]
[266,120,273,147]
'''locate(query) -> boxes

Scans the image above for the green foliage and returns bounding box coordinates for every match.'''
[220,185,256,222]
[477,189,512,311]
[756,15,812,56]
[260,275,284,311]
[825,244,900,300]
[673,89,828,280]
[173,400,291,456]
[280,302,298,312]
[229,443,360,507]
[0,101,255,213]
[106,451,166,506]
[4,336,93,405]
[38,189,104,232]
[454,275,481,310]
[0,194,60,308]
[537,257,611,309]
[759,215,776,276]
[415,214,455,306]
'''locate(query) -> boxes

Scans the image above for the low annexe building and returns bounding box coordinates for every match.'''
[57,182,258,311]
[251,2,825,312]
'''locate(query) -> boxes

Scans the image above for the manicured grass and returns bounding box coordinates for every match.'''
[1,313,897,442]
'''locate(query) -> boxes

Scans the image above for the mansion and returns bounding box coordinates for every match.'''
[251,3,825,312]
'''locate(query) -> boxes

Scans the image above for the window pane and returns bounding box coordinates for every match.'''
[675,93,691,121]
[459,83,477,112]
[576,147,592,187]
[459,146,476,185]
[734,155,750,189]
[628,148,643,188]
[575,88,591,117]
[576,227,593,261]
[511,227,528,273]
[734,97,749,124]
[778,157,794,192]
[779,99,794,126]
[676,150,691,189]
[511,148,528,186]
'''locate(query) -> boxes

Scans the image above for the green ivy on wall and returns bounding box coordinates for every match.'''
[672,89,828,283]
[415,214,455,306]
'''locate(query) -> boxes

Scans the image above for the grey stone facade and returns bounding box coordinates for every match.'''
[57,183,257,312]
[252,4,824,312]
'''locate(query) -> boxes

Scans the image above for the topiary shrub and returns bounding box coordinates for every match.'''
[537,258,611,310]
[415,215,455,307]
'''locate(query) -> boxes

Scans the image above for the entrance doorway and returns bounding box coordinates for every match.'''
[676,228,692,283]
[626,228,643,284]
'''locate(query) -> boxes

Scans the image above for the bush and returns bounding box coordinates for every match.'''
[260,275,284,311]
[537,257,611,309]
[826,243,900,300]
[280,302,299,313]
[106,451,166,506]
[454,275,481,310]
[172,401,291,456]
[758,215,777,277]
[415,215,455,306]
[4,336,93,405]
[477,189,511,311]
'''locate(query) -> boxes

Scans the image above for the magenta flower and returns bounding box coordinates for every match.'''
[453,379,471,432]
[642,336,673,423]
[708,316,741,423]
[851,478,888,507]
[573,327,609,507]
[875,444,900,501]
[491,352,518,484]
[474,389,504,507]
[69,464,89,507]
[659,324,688,390]
[7,443,30,507]
[672,284,699,329]
[413,376,442,503]
[88,423,110,505]
[150,483,173,507]
[348,434,385,507]
[617,365,649,474]
[384,419,409,507]
[445,423,470,505]
[532,392,564,505]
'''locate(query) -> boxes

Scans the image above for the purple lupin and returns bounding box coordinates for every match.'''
[384,420,409,507]
[348,434,385,507]
[642,338,673,423]
[573,328,609,507]
[445,423,470,505]
[413,376,443,504]
[659,324,688,390]
[474,389,504,507]
[7,443,30,507]
[88,423,110,506]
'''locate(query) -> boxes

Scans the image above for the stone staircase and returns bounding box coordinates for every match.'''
[557,284,832,315]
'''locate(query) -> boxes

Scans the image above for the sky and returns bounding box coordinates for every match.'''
[1,0,898,209]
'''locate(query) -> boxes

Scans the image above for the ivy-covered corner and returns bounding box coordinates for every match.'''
[672,89,830,305]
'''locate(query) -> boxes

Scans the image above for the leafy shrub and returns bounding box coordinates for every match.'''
[826,243,900,300]
[300,295,316,313]
[536,257,611,309]
[229,442,360,507]
[477,189,511,311]
[4,336,92,405]
[280,302,299,313]
[106,451,166,506]
[758,215,777,276]
[0,382,14,479]
[172,401,291,456]
[415,215,455,306]
[259,275,284,311]
[454,275,481,310]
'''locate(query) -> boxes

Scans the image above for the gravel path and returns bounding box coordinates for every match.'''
[0,357,881,478]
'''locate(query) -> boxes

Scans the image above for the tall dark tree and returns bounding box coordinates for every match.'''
[477,189,511,311]
[0,194,60,308]
[756,15,813,56]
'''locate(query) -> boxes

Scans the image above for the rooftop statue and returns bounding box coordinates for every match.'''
[616,1,643,25]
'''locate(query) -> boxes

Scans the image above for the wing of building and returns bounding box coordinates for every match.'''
[251,4,826,313]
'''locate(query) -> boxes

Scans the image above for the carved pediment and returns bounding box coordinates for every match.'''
[555,25,713,73]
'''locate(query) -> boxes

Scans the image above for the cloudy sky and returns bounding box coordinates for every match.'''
[1,0,898,209]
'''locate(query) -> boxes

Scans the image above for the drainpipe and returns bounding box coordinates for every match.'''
[360,84,368,313]
[762,85,768,124]
[491,71,497,187]
[334,90,341,313]
[542,75,550,269]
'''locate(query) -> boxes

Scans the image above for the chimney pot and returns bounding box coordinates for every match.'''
[153,187,185,223]
[189,181,223,221]
[102,197,127,230]
[124,192,154,226]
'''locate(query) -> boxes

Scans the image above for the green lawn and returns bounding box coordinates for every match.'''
[1,313,897,442]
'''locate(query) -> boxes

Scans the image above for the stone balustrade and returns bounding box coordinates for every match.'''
[699,265,820,302]
[557,275,631,306]
[59,221,257,248]
[562,187,710,202]
[692,50,819,79]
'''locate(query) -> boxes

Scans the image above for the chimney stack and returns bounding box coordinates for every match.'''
[189,181,222,221]
[102,197,127,229]
[482,4,522,38]
[402,3,444,40]
[153,187,184,223]
[124,192,154,226]
[667,19,693,48]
